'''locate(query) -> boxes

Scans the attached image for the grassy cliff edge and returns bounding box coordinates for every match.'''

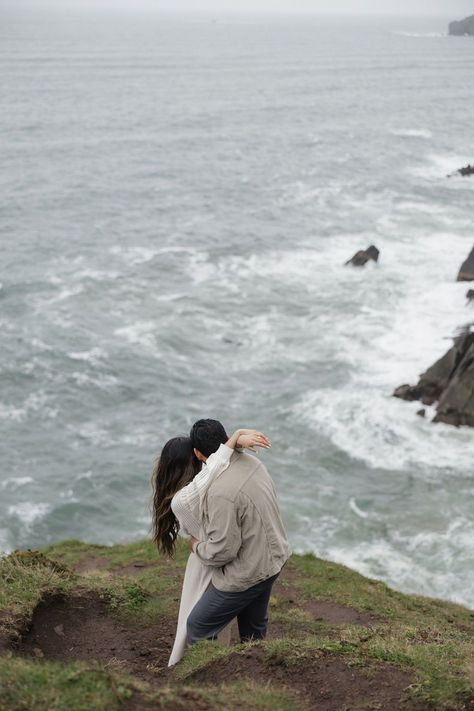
[0,539,473,711]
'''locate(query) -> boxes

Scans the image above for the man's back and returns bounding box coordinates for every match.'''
[197,450,291,592]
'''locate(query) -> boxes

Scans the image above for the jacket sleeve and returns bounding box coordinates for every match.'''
[193,495,242,567]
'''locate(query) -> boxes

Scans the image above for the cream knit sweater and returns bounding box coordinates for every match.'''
[171,443,233,538]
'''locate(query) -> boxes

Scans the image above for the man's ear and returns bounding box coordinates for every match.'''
[194,448,206,462]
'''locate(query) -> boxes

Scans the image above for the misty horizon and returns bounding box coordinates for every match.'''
[2,0,473,17]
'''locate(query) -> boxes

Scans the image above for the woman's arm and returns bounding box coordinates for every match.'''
[174,429,271,533]
[202,429,271,480]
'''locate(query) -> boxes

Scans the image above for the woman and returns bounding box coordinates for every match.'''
[151,427,270,667]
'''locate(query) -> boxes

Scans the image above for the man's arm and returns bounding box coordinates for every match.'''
[191,495,242,567]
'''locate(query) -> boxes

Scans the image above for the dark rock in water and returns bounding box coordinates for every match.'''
[393,345,455,406]
[416,344,460,405]
[393,384,422,401]
[448,164,474,178]
[449,15,474,36]
[345,245,380,267]
[416,409,426,418]
[458,164,474,176]
[466,289,474,302]
[394,329,474,427]
[434,335,474,427]
[457,246,474,282]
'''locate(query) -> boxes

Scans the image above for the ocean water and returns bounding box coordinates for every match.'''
[1,9,473,608]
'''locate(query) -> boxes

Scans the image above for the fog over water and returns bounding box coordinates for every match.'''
[1,7,473,607]
[3,0,474,15]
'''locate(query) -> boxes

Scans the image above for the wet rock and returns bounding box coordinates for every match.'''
[466,289,474,302]
[434,336,474,427]
[416,409,426,418]
[393,384,422,401]
[448,164,474,178]
[449,15,474,36]
[345,245,380,267]
[393,344,455,406]
[394,329,474,427]
[457,246,474,282]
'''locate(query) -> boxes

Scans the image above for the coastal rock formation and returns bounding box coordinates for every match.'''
[449,15,474,35]
[345,245,379,267]
[466,289,474,302]
[394,329,474,426]
[457,246,474,281]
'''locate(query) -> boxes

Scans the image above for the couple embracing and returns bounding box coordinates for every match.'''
[151,419,291,667]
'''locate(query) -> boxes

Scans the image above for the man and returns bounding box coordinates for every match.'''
[186,419,291,645]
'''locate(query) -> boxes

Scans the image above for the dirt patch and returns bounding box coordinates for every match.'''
[112,560,155,576]
[73,557,111,574]
[0,611,21,653]
[112,560,182,579]
[16,592,174,683]
[0,623,12,653]
[274,579,377,627]
[73,556,182,580]
[191,646,420,711]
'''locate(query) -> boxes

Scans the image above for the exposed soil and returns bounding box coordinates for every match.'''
[274,579,378,627]
[0,626,12,653]
[191,646,422,711]
[15,592,174,684]
[73,557,111,574]
[73,556,182,579]
[0,611,21,652]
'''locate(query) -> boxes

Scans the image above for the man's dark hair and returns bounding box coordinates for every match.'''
[190,419,228,458]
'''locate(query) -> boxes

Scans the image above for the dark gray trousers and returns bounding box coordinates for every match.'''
[186,573,279,645]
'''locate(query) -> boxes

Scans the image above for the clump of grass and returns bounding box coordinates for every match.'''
[0,552,76,636]
[0,656,134,711]
[153,682,299,711]
[172,639,245,680]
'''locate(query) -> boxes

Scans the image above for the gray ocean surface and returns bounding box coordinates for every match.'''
[1,9,473,607]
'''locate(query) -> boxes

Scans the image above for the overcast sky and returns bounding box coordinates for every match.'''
[5,0,473,15]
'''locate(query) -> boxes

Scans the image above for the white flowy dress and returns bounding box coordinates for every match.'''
[168,443,233,667]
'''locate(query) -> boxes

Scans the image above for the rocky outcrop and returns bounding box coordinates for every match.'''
[434,338,474,426]
[345,245,379,267]
[457,246,474,282]
[449,15,474,35]
[467,289,474,302]
[394,329,474,426]
[448,164,474,178]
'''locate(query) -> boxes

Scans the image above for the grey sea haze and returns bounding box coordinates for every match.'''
[1,9,473,607]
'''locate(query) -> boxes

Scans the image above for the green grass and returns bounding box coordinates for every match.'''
[288,554,474,630]
[1,540,473,711]
[152,681,300,711]
[0,656,133,711]
[0,657,298,711]
[0,551,77,639]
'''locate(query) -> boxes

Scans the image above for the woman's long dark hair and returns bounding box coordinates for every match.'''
[151,436,200,557]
